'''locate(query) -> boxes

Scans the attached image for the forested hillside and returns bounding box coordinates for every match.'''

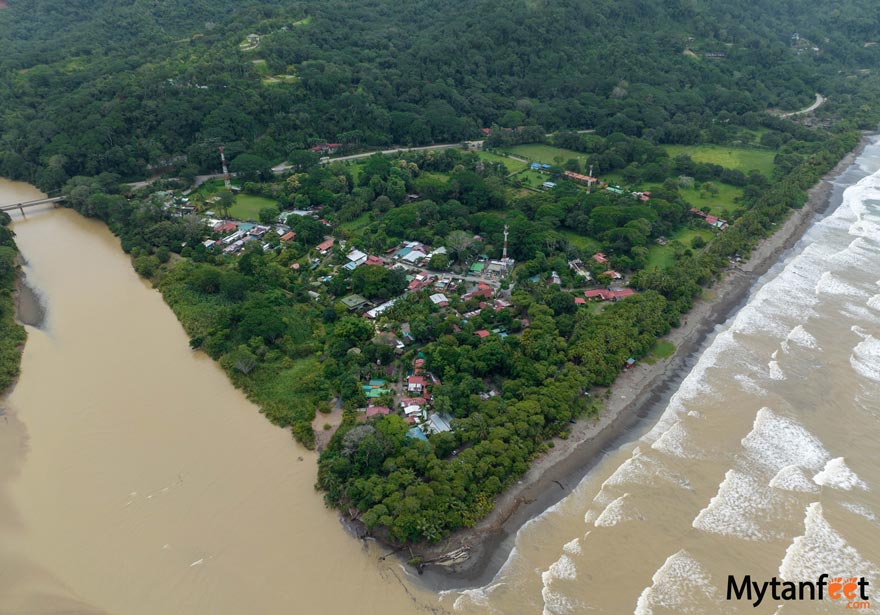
[0,0,879,188]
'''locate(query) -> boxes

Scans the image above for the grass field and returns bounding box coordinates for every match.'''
[639,181,743,217]
[251,59,270,74]
[503,144,589,168]
[514,169,553,188]
[229,194,278,221]
[664,144,775,176]
[646,227,714,269]
[561,231,602,254]
[475,151,528,173]
[339,212,371,233]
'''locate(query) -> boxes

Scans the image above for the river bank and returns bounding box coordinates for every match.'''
[413,133,876,589]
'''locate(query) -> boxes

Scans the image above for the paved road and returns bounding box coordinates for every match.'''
[272,143,465,173]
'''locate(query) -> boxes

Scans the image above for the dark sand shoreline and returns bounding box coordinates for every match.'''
[409,133,876,590]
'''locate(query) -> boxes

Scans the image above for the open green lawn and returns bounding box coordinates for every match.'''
[652,340,676,359]
[561,231,602,254]
[664,144,775,176]
[646,227,715,269]
[504,144,589,168]
[640,181,743,218]
[251,59,270,74]
[339,212,371,233]
[421,172,450,183]
[229,194,278,221]
[514,169,553,188]
[475,151,528,173]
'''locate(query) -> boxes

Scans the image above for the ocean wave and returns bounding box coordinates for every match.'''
[841,501,879,523]
[767,360,785,380]
[851,335,880,383]
[741,408,830,473]
[813,457,868,491]
[594,493,636,528]
[650,420,703,459]
[634,550,719,615]
[785,324,820,350]
[779,502,878,584]
[815,271,870,298]
[692,469,787,541]
[541,554,579,615]
[770,465,821,493]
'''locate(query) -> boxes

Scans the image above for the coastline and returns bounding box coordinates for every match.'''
[411,133,875,589]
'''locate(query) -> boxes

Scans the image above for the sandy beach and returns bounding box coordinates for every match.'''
[413,133,874,588]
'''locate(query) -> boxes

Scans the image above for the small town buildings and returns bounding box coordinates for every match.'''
[542,181,557,189]
[592,252,608,264]
[563,170,598,186]
[365,255,385,266]
[583,288,635,301]
[604,270,623,280]
[280,231,297,242]
[341,294,370,311]
[430,293,450,307]
[407,375,427,393]
[551,271,562,285]
[426,413,453,434]
[574,297,587,305]
[474,329,490,339]
[364,297,401,319]
[344,249,368,270]
[316,238,335,254]
[365,406,391,418]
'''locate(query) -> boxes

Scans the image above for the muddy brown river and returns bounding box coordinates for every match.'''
[0,179,432,615]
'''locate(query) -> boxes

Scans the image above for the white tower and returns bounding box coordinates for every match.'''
[502,224,509,261]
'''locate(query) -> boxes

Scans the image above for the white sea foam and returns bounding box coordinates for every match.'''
[767,360,785,380]
[692,469,785,540]
[733,373,768,396]
[593,493,632,527]
[851,335,880,383]
[541,554,579,615]
[770,465,821,493]
[869,294,880,312]
[634,551,719,615]
[602,450,689,490]
[786,325,819,349]
[650,420,702,459]
[562,538,582,556]
[841,502,879,523]
[815,271,870,298]
[741,408,830,473]
[779,502,878,583]
[813,457,868,491]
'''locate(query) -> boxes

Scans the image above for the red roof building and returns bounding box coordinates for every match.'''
[400,397,427,407]
[604,270,623,280]
[316,238,335,253]
[574,297,587,305]
[365,255,385,266]
[592,252,608,264]
[407,375,427,393]
[365,406,391,417]
[215,222,238,234]
[474,329,490,339]
[563,170,598,185]
[280,231,297,242]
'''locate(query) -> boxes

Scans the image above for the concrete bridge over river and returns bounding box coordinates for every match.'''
[0,196,66,216]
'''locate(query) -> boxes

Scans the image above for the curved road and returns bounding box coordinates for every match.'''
[779,93,826,118]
